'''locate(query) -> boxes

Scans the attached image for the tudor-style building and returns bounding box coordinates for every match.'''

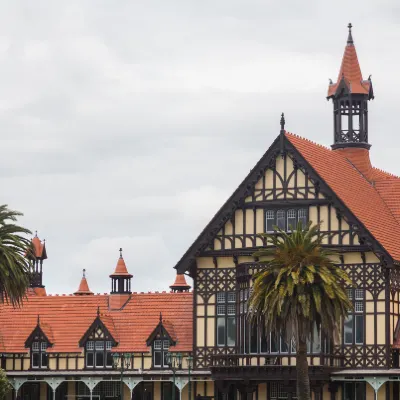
[2,23,400,400]
[0,241,201,400]
[173,25,400,400]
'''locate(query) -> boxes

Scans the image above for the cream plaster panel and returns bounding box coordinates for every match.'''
[197,258,213,269]
[49,358,57,370]
[366,315,375,344]
[14,359,21,370]
[286,156,295,179]
[342,218,350,230]
[197,319,205,347]
[238,256,254,264]
[319,206,329,231]
[297,169,306,187]
[5,359,12,370]
[196,383,205,396]
[133,357,142,369]
[366,290,374,301]
[124,386,131,399]
[77,357,84,369]
[209,295,215,304]
[318,193,325,199]
[244,196,252,203]
[265,169,274,189]
[330,207,339,230]
[331,234,339,245]
[196,295,204,305]
[207,305,215,316]
[216,257,235,268]
[377,300,385,313]
[377,314,385,344]
[224,238,232,250]
[181,385,189,400]
[365,252,380,263]
[235,210,244,234]
[255,173,263,189]
[245,209,253,234]
[68,357,77,369]
[390,316,394,343]
[366,385,374,400]
[59,358,66,369]
[275,158,284,189]
[143,357,151,369]
[256,209,264,234]
[342,233,351,244]
[366,301,375,313]
[343,253,362,264]
[378,290,385,301]
[391,301,394,313]
[23,358,30,370]
[207,382,215,397]
[207,318,215,346]
[197,305,205,317]
[213,238,222,250]
[309,206,318,226]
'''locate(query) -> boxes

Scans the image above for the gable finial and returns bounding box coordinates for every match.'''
[119,248,123,259]
[159,312,162,322]
[83,268,86,278]
[347,23,353,45]
[97,306,100,317]
[34,230,38,238]
[37,314,40,325]
[280,112,285,132]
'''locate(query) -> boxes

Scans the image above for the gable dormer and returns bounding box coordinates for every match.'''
[79,308,118,369]
[146,313,177,369]
[25,316,53,369]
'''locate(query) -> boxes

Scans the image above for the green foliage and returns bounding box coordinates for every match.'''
[248,221,354,345]
[0,368,11,400]
[0,204,33,306]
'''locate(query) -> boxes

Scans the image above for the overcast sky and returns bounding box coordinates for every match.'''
[2,1,400,294]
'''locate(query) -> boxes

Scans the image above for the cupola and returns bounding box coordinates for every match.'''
[327,23,374,151]
[169,274,191,293]
[109,248,132,294]
[74,269,94,295]
[28,231,47,296]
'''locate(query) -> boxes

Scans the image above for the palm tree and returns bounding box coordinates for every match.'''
[248,222,353,400]
[0,204,33,306]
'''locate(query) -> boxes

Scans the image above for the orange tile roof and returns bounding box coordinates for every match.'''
[170,274,191,290]
[328,27,372,98]
[286,133,400,261]
[0,292,192,353]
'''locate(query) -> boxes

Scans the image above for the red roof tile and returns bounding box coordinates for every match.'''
[110,257,132,278]
[286,133,400,261]
[0,292,192,353]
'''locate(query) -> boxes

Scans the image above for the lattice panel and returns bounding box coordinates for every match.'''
[340,263,384,299]
[196,268,236,302]
[391,267,400,292]
[334,345,387,368]
[195,346,236,369]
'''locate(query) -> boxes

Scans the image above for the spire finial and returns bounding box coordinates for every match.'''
[83,269,86,278]
[119,248,123,259]
[97,306,100,317]
[37,314,40,325]
[280,113,285,132]
[34,230,38,238]
[347,23,354,45]
[159,312,162,322]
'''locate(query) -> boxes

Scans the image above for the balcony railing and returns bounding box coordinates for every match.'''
[211,353,344,368]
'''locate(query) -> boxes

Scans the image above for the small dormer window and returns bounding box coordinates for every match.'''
[32,340,48,368]
[153,339,170,368]
[85,340,113,368]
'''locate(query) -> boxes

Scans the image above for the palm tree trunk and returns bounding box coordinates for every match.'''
[296,338,311,400]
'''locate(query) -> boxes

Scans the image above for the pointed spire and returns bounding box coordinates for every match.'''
[327,24,373,99]
[74,269,94,295]
[170,274,191,292]
[110,248,133,278]
[31,232,47,260]
[347,23,353,45]
[280,113,285,133]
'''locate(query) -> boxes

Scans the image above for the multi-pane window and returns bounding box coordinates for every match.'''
[343,382,366,400]
[344,288,365,345]
[86,340,113,368]
[217,291,236,347]
[153,339,170,368]
[265,209,308,232]
[270,382,297,400]
[31,341,48,368]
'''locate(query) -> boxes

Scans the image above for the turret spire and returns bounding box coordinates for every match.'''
[327,24,374,150]
[74,269,94,295]
[110,248,132,294]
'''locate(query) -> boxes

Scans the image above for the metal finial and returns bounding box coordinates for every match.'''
[34,230,38,237]
[119,248,123,259]
[280,113,285,131]
[159,312,162,322]
[83,269,86,278]
[347,23,354,45]
[37,314,40,325]
[97,306,100,317]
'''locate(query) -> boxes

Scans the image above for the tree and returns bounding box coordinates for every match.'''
[248,222,353,400]
[0,368,11,399]
[0,204,33,306]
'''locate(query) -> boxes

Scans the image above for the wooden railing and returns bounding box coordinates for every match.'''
[211,353,344,369]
